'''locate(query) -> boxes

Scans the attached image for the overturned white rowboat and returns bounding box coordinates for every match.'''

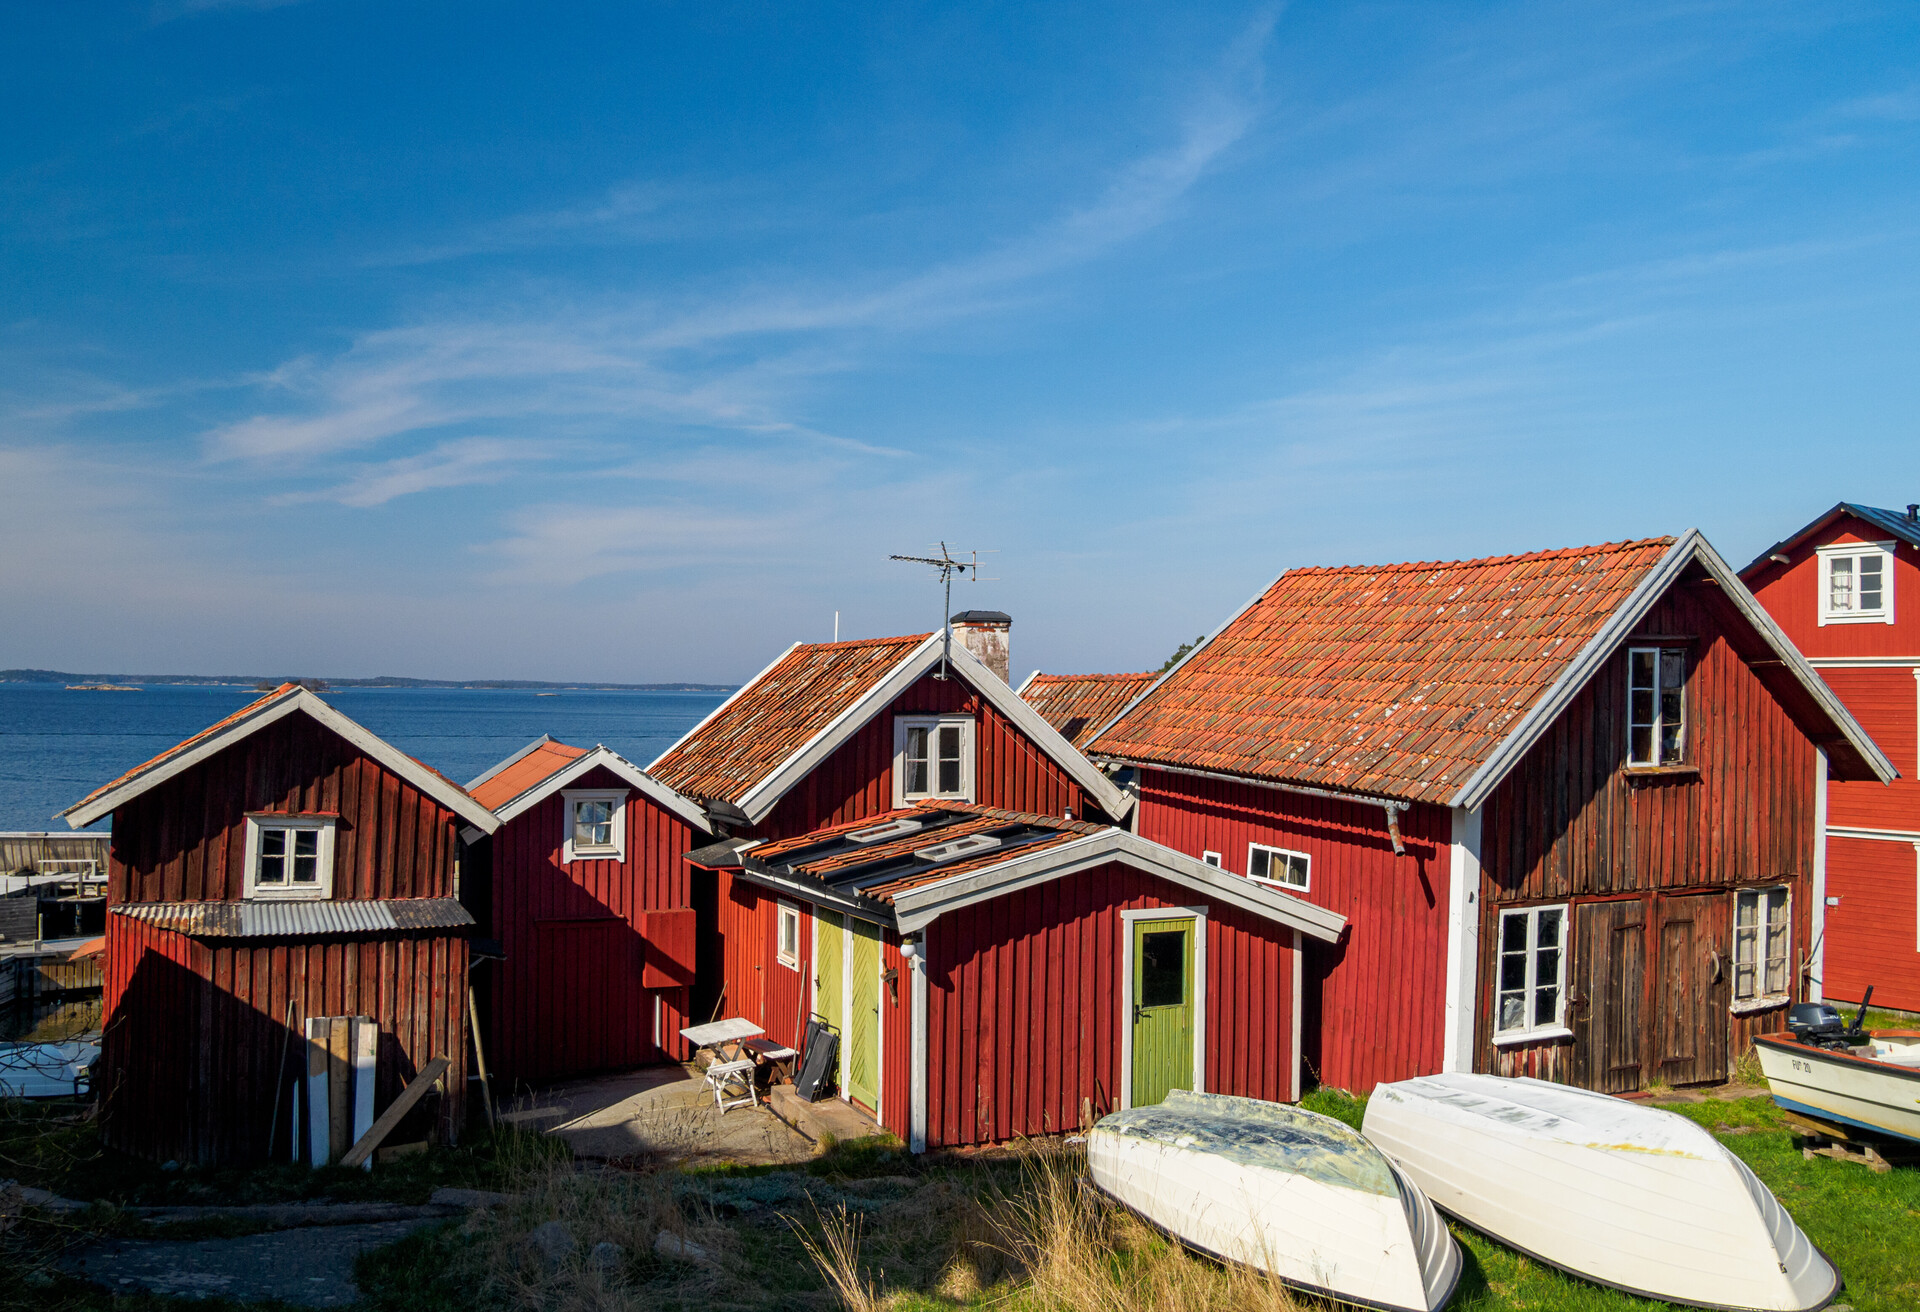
[1087,1089,1461,1312]
[1363,1073,1838,1312]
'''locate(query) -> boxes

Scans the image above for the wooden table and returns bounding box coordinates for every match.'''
[679,1017,765,1063]
[739,1035,799,1085]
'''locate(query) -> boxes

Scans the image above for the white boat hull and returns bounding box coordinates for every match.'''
[1364,1074,1837,1312]
[1755,1032,1920,1145]
[1088,1089,1460,1312]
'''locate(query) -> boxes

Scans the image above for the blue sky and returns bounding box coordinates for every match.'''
[4,1,1919,684]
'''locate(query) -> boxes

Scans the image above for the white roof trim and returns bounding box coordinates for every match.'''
[489,745,711,833]
[645,641,800,775]
[891,829,1345,941]
[731,636,1134,824]
[1447,531,1896,810]
[61,688,500,833]
[1014,669,1040,696]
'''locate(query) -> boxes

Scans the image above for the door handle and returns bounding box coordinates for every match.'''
[1709,950,1722,984]
[1133,1003,1145,1022]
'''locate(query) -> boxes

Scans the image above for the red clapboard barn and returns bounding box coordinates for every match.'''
[1088,533,1894,1096]
[647,612,1137,1125]
[59,684,500,1165]
[1741,502,1920,1011]
[464,737,711,1087]
[687,801,1341,1149]
[1017,670,1158,750]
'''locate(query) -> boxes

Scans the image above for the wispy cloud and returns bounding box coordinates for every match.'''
[278,437,545,507]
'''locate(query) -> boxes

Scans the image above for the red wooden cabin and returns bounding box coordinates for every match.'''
[1089,533,1893,1096]
[1742,502,1920,1011]
[1017,670,1157,750]
[688,802,1341,1150]
[60,684,501,1164]
[464,737,711,1087]
[647,615,1136,1127]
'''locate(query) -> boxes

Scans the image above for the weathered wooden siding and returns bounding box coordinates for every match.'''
[487,765,700,1085]
[1823,835,1920,1009]
[921,860,1297,1148]
[758,671,1100,840]
[107,713,457,904]
[100,916,467,1164]
[1132,771,1447,1094]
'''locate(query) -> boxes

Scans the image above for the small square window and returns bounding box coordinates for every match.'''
[1627,646,1687,766]
[561,789,627,863]
[1201,851,1223,868]
[1818,543,1895,626]
[1494,904,1568,1040]
[1247,842,1309,891]
[894,717,974,804]
[777,902,802,970]
[244,815,335,900]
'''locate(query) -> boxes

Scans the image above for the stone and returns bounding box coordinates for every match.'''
[588,1241,623,1274]
[652,1231,708,1263]
[428,1187,514,1209]
[526,1220,576,1271]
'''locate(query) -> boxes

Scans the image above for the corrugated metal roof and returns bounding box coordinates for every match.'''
[649,634,931,804]
[1088,538,1676,806]
[468,737,589,812]
[1020,672,1157,749]
[111,898,473,939]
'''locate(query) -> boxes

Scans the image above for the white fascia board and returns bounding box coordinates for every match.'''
[466,734,557,791]
[890,829,1345,941]
[1081,564,1293,754]
[1014,670,1040,697]
[491,746,712,834]
[644,641,801,775]
[62,689,501,833]
[736,863,890,924]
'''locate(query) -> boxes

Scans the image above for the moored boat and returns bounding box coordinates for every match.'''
[1754,996,1920,1145]
[1362,1073,1838,1312]
[1087,1088,1461,1312]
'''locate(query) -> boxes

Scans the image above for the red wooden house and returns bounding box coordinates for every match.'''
[1088,533,1893,1096]
[464,736,711,1087]
[60,684,501,1164]
[1742,502,1920,1011]
[646,615,1137,1129]
[1017,670,1157,750]
[687,801,1341,1150]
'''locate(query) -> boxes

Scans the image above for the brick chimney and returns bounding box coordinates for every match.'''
[950,610,1011,683]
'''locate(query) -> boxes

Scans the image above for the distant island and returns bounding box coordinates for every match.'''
[2,668,735,693]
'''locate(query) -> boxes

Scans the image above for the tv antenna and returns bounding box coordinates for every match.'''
[890,542,995,679]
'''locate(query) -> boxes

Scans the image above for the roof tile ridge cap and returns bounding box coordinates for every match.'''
[798,632,936,653]
[1276,535,1682,578]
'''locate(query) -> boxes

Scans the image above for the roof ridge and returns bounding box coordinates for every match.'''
[1029,671,1156,683]
[793,633,934,652]
[1280,536,1675,578]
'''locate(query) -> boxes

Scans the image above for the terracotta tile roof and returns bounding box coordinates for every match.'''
[1088,538,1678,805]
[1020,672,1158,749]
[746,802,1102,904]
[65,683,305,817]
[468,738,589,812]
[649,634,932,804]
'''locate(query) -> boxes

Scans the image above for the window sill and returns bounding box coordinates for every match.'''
[1624,764,1700,781]
[776,955,801,973]
[246,889,331,902]
[898,794,975,806]
[1493,1025,1574,1048]
[1730,992,1791,1016]
[1817,613,1894,627]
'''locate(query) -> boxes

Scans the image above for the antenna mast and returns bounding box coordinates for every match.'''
[889,542,992,679]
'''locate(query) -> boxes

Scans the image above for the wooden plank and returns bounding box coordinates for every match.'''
[327,1015,352,1164]
[338,1056,450,1169]
[305,1016,329,1166]
[351,1017,377,1171]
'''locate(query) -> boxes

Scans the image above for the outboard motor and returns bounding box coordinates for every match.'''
[1786,1002,1848,1048]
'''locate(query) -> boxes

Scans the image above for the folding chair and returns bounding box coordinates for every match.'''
[704,1057,758,1113]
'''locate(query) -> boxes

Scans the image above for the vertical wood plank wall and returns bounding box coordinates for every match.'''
[1133,772,1448,1094]
[487,765,700,1084]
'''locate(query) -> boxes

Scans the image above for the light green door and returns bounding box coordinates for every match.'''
[847,918,882,1109]
[1131,918,1195,1108]
[814,910,844,1036]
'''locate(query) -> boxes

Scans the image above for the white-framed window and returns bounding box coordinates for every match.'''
[1818,542,1894,626]
[1734,886,1791,1003]
[561,788,627,863]
[1202,851,1223,868]
[777,901,802,970]
[243,814,337,901]
[1494,904,1568,1042]
[893,716,975,804]
[1627,647,1687,766]
[1247,842,1309,891]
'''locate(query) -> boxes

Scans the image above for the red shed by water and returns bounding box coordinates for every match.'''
[1089,532,1894,1096]
[688,802,1341,1149]
[464,737,711,1087]
[1742,502,1920,1011]
[60,684,501,1164]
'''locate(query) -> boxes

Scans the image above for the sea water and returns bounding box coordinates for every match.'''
[0,683,729,832]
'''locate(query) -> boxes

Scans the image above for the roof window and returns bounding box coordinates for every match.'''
[848,817,925,844]
[914,833,1002,863]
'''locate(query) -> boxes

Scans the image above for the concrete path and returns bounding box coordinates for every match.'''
[504,1065,816,1164]
[61,1218,439,1306]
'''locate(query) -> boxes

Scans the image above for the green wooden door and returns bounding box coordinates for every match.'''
[1130,918,1194,1108]
[847,918,882,1109]
[814,910,844,1035]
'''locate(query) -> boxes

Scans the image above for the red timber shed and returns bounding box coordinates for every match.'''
[1742,502,1920,1011]
[688,802,1342,1150]
[464,736,711,1087]
[1088,532,1895,1097]
[59,684,501,1165]
[1017,670,1158,750]
[646,616,1137,1123]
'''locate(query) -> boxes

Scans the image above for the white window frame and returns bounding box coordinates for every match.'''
[1493,903,1571,1044]
[776,900,802,971]
[892,715,976,805]
[1817,542,1895,626]
[561,788,627,864]
[1627,646,1688,767]
[242,814,337,901]
[1246,841,1309,892]
[1201,850,1223,868]
[1732,886,1792,1008]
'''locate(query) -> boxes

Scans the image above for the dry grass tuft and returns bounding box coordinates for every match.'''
[792,1205,881,1312]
